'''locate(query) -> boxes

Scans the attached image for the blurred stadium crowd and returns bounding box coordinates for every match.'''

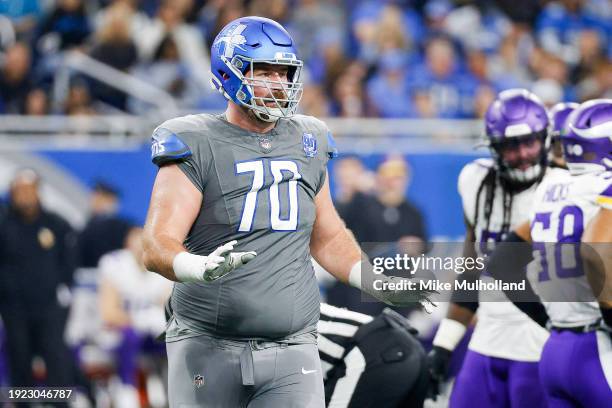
[0,0,610,118]
[0,177,171,407]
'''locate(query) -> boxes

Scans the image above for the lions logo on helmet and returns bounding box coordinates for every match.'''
[214,24,248,58]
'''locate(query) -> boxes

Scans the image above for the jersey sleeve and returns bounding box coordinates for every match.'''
[325,130,338,162]
[151,127,192,166]
[309,117,338,165]
[150,117,212,193]
[595,176,612,210]
[305,116,338,195]
[457,159,492,226]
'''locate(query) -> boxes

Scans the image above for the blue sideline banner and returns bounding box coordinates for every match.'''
[0,145,484,238]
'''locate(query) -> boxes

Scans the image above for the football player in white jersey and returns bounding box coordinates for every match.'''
[427,89,551,407]
[485,99,612,406]
[548,102,579,168]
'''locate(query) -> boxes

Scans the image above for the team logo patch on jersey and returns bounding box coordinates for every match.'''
[302,133,317,157]
[193,374,205,388]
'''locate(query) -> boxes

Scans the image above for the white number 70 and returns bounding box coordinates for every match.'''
[235,160,301,232]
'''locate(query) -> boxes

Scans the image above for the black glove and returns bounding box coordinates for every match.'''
[426,345,452,400]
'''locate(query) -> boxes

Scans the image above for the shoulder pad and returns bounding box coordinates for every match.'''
[596,174,612,209]
[151,127,192,166]
[327,131,338,159]
[458,159,494,191]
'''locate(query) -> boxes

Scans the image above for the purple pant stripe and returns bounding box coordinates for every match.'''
[450,350,546,408]
[116,327,142,386]
[539,330,612,408]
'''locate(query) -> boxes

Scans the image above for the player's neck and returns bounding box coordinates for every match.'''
[225,103,277,134]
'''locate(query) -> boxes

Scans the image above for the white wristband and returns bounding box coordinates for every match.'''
[172,252,205,282]
[348,261,362,288]
[432,318,467,351]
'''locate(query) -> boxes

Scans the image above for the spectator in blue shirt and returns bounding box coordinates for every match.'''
[0,0,42,39]
[35,0,91,52]
[366,50,414,118]
[406,35,477,118]
[536,0,610,65]
[0,42,32,114]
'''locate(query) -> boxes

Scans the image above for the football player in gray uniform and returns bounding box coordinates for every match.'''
[142,16,433,408]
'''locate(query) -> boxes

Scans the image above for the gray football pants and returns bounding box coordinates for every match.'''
[167,333,325,408]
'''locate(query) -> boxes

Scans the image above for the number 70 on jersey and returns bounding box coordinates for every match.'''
[236,160,302,232]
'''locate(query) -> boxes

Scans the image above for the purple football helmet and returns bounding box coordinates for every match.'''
[484,89,550,185]
[562,99,612,175]
[549,102,579,139]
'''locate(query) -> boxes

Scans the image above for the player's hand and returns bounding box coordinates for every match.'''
[426,345,452,400]
[369,275,438,308]
[202,240,257,282]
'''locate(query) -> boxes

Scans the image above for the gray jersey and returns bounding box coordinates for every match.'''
[151,113,336,340]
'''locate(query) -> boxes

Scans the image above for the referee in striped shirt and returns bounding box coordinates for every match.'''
[319,303,429,408]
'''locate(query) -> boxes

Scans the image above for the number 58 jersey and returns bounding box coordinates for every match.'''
[151,113,337,340]
[528,168,612,327]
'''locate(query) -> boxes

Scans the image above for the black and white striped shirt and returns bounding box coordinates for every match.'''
[317,303,374,378]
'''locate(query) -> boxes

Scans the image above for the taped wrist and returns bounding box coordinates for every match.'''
[349,261,380,298]
[173,252,205,282]
[432,318,467,351]
[348,261,363,289]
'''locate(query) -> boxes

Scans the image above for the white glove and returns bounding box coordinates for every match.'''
[173,240,257,282]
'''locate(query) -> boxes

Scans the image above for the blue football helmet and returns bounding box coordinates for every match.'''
[210,16,303,123]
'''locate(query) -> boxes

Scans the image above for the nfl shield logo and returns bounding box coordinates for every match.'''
[259,137,272,153]
[194,374,205,388]
[303,133,317,158]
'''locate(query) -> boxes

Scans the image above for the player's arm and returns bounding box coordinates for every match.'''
[142,165,255,282]
[448,219,480,319]
[485,221,549,328]
[309,172,361,283]
[427,220,476,400]
[143,164,202,281]
[310,172,436,307]
[513,220,532,242]
[581,208,612,326]
[99,277,131,328]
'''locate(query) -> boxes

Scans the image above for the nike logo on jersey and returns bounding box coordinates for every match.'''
[301,368,317,375]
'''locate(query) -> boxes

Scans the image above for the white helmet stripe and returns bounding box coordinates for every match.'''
[569,121,612,139]
[505,123,533,137]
